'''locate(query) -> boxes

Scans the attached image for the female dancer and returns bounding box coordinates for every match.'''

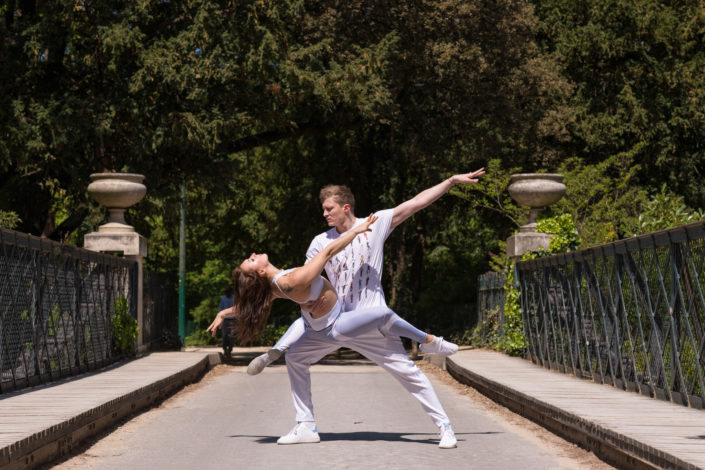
[207,215,457,371]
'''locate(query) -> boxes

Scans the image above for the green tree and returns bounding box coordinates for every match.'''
[552,150,648,246]
[0,0,397,238]
[634,185,704,235]
[1,0,573,338]
[311,0,570,327]
[532,0,705,206]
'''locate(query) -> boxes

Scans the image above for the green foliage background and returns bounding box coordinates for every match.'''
[112,296,138,355]
[2,0,705,342]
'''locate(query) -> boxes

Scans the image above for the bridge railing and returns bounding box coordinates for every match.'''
[477,271,506,330]
[0,228,137,394]
[142,270,178,347]
[516,222,705,409]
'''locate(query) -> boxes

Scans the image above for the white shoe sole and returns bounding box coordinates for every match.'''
[247,350,282,375]
[247,354,270,375]
[439,441,457,449]
[277,435,320,445]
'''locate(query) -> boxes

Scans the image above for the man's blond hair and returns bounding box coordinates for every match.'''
[319,185,355,211]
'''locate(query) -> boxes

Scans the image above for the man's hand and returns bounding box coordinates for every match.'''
[391,167,486,228]
[450,168,486,185]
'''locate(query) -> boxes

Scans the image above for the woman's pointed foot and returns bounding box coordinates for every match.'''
[419,336,458,356]
[247,349,282,375]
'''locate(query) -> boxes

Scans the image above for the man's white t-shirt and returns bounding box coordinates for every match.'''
[306,209,394,312]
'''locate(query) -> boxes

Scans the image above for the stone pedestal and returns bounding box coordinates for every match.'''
[84,231,147,257]
[85,231,148,350]
[506,227,553,262]
[85,234,147,350]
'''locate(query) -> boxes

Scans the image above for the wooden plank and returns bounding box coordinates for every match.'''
[0,352,212,457]
[450,349,705,469]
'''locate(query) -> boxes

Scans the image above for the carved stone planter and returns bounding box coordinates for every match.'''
[508,173,566,229]
[87,173,146,233]
[506,173,566,260]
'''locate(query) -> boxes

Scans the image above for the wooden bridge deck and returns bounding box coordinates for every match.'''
[0,352,218,469]
[448,349,705,470]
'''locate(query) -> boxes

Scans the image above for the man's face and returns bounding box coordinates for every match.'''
[322,197,348,227]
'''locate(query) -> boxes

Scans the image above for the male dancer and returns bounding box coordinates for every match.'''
[251,169,485,449]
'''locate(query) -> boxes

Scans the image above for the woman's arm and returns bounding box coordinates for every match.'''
[286,214,377,287]
[207,307,237,337]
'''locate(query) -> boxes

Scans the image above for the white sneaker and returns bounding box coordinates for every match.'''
[247,349,282,376]
[277,422,320,445]
[420,336,458,356]
[438,423,457,448]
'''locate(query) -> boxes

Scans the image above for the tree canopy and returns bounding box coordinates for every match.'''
[533,0,705,204]
[2,0,704,337]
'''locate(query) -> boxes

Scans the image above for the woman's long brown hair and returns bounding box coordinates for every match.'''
[232,266,274,344]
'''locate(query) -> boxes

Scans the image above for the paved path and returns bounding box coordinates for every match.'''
[0,352,217,470]
[1,347,704,469]
[49,362,597,470]
[449,349,705,470]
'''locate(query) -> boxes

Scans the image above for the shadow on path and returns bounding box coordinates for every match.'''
[230,431,501,445]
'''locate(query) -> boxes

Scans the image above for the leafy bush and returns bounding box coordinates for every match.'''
[553,151,648,246]
[449,328,473,346]
[634,185,704,235]
[0,210,21,229]
[111,296,138,356]
[187,258,234,329]
[260,323,292,346]
[474,213,579,355]
[470,307,501,347]
[184,328,219,347]
[190,296,220,330]
[183,322,293,347]
[496,268,524,356]
[536,213,581,253]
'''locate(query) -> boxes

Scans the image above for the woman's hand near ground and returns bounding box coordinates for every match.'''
[207,308,235,337]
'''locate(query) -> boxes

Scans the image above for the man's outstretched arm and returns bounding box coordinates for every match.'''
[390,168,485,229]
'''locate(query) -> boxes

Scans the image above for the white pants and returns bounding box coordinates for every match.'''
[274,306,428,348]
[284,323,450,427]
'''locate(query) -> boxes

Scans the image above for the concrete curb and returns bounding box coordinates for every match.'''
[1,353,221,470]
[421,352,447,371]
[445,356,696,470]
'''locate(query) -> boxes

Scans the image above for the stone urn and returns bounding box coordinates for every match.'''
[506,173,566,260]
[508,173,566,231]
[87,173,146,233]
